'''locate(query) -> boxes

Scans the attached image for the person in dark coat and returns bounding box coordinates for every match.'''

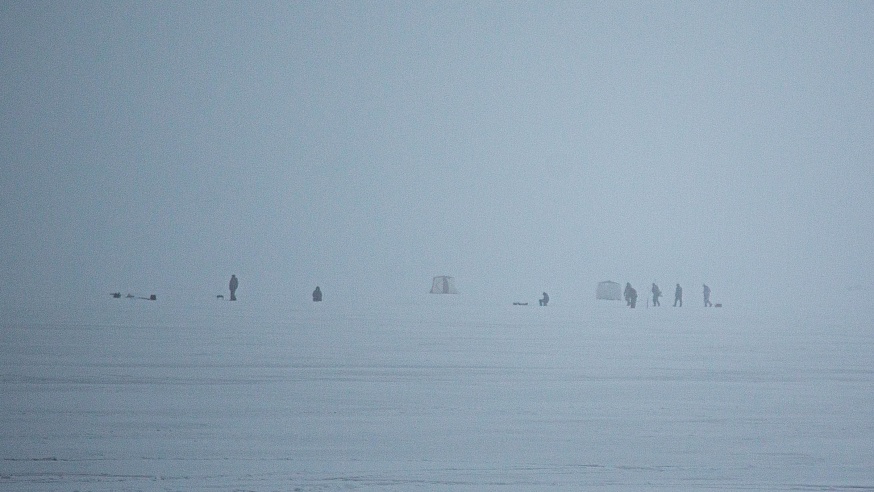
[312,286,322,302]
[651,283,662,306]
[539,292,549,306]
[703,284,712,307]
[229,274,238,301]
[628,286,637,308]
[624,282,633,306]
[673,284,682,307]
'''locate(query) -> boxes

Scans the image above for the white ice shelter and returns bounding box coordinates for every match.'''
[596,280,622,300]
[430,276,459,294]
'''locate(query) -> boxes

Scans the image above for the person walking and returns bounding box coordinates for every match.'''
[229,274,238,301]
[673,284,682,307]
[651,283,662,307]
[703,284,712,307]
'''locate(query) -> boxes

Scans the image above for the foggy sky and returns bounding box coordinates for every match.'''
[3,1,873,312]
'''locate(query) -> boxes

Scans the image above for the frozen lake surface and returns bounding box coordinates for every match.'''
[2,298,873,490]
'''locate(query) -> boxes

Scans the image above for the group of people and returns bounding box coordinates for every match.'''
[625,282,713,308]
[227,275,323,302]
[228,275,712,308]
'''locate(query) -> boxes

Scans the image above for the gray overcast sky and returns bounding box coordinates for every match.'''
[2,1,872,310]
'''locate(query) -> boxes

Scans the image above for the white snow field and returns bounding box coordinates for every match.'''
[2,297,873,491]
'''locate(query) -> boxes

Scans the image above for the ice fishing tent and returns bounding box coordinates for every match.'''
[596,280,622,300]
[430,276,459,294]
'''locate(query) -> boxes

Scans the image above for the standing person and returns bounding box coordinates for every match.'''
[628,285,638,308]
[229,274,238,301]
[703,284,712,307]
[312,286,322,302]
[624,282,633,306]
[674,284,683,307]
[651,283,662,306]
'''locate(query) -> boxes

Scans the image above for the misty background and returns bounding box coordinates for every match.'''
[2,1,872,314]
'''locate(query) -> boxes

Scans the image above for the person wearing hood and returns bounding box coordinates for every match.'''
[229,275,238,301]
[624,283,638,308]
[673,284,683,307]
[312,286,322,302]
[651,283,662,307]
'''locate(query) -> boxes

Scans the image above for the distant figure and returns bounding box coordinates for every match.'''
[703,284,712,307]
[312,286,322,302]
[624,282,633,306]
[229,274,238,301]
[539,292,549,306]
[651,283,662,307]
[673,284,682,307]
[628,286,637,308]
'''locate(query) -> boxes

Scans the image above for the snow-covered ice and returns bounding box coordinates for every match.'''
[2,297,872,490]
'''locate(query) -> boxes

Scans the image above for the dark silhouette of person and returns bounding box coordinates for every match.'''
[229,274,238,301]
[624,282,633,306]
[628,286,637,308]
[651,283,662,306]
[539,292,549,306]
[674,284,682,307]
[703,284,712,307]
[312,286,322,302]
